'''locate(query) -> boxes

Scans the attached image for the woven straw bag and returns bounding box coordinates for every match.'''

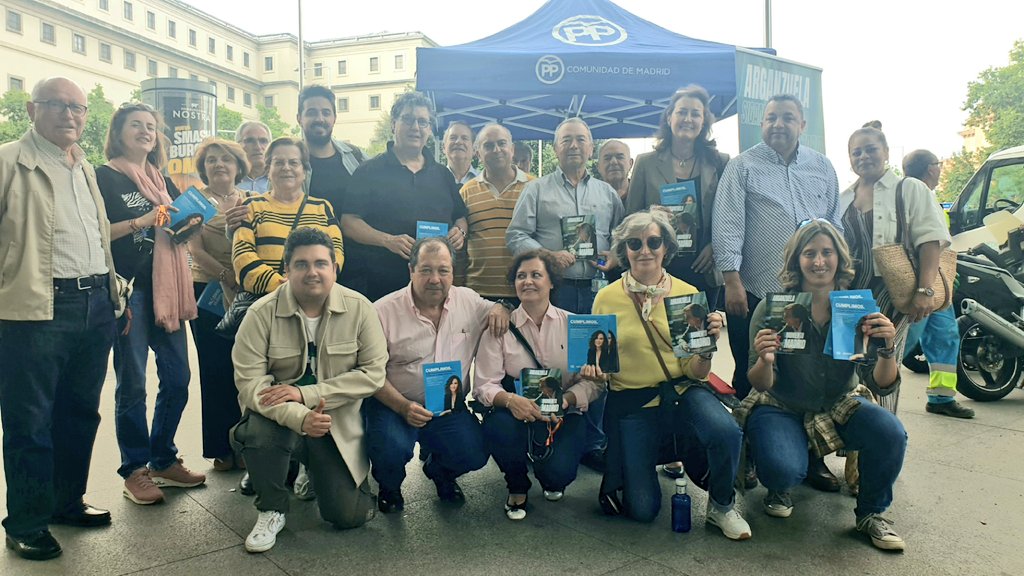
[872,179,956,314]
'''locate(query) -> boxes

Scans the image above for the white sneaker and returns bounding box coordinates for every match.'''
[857,514,905,551]
[706,506,752,540]
[245,511,286,553]
[294,464,316,501]
[543,490,563,502]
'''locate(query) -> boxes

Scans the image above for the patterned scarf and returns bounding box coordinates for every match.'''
[623,270,670,321]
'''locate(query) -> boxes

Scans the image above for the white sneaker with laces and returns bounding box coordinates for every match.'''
[857,513,905,551]
[294,464,316,501]
[706,506,752,540]
[245,510,286,553]
[543,490,563,502]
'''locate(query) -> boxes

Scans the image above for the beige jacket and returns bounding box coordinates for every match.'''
[0,130,118,320]
[233,281,387,484]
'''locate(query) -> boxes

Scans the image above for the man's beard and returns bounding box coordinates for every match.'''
[305,128,332,147]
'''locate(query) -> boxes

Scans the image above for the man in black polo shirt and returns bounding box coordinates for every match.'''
[341,92,469,302]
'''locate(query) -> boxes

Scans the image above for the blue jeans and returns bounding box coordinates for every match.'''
[583,390,607,452]
[0,284,114,536]
[362,397,488,493]
[746,398,907,518]
[618,387,742,523]
[482,409,586,494]
[113,288,191,478]
[554,279,595,315]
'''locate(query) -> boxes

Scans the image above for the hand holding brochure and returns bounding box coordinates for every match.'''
[762,293,812,354]
[164,186,218,244]
[561,215,596,258]
[422,361,464,415]
[665,292,717,357]
[520,368,563,417]
[568,315,619,373]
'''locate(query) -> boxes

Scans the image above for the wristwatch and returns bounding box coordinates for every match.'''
[915,287,935,297]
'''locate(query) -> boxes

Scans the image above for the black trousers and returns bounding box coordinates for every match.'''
[191,282,241,460]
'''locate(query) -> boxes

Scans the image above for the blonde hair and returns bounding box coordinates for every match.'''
[779,220,856,291]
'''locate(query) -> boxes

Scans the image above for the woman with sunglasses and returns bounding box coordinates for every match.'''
[840,121,951,413]
[588,210,750,540]
[474,250,603,521]
[96,103,205,506]
[741,219,907,551]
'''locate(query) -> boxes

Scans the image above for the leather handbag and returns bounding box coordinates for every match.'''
[872,179,956,314]
[215,195,308,339]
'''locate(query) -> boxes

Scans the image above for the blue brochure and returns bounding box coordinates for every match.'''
[197,281,226,317]
[567,315,619,373]
[659,179,701,255]
[422,360,463,415]
[164,186,218,244]
[416,221,449,240]
[829,290,880,361]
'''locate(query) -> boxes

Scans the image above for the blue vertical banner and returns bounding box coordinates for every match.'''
[734,48,825,154]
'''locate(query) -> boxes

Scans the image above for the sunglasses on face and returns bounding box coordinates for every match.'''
[625,236,664,252]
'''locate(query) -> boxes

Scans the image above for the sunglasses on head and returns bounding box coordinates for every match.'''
[625,236,664,252]
[798,217,830,230]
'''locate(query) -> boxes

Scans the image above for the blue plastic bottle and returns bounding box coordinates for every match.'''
[671,477,691,533]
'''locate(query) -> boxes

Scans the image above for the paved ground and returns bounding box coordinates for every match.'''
[2,330,1023,576]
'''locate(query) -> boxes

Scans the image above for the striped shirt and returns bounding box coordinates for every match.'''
[712,142,841,299]
[232,193,344,295]
[461,168,533,297]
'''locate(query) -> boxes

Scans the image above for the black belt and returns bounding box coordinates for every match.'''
[563,278,594,285]
[54,274,109,292]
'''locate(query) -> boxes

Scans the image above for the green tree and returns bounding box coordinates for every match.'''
[217,104,243,139]
[940,39,1024,200]
[80,84,115,166]
[257,104,297,138]
[0,89,31,144]
[365,111,392,158]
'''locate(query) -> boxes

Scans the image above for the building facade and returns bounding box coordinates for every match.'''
[1,0,434,147]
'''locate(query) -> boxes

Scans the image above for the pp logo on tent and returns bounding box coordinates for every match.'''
[536,55,565,85]
[552,15,627,46]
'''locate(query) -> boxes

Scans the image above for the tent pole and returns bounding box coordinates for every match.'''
[537,140,542,176]
[764,0,772,49]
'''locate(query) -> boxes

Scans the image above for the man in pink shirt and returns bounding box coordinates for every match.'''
[369,237,509,513]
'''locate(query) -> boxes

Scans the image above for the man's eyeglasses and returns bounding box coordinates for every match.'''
[33,100,88,118]
[625,236,664,252]
[399,115,432,129]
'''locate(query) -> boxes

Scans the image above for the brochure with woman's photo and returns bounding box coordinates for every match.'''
[520,368,563,417]
[561,214,597,258]
[665,292,716,357]
[762,292,812,354]
[422,360,464,415]
[829,290,881,362]
[567,315,619,373]
[659,179,702,255]
[164,186,218,244]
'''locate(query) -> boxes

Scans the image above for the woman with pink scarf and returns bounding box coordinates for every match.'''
[96,103,205,507]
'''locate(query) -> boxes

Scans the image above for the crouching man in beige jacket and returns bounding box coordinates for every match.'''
[232,227,387,553]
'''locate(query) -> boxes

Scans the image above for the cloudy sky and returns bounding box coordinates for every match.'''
[188,0,1023,186]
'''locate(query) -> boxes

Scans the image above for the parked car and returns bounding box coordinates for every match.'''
[948,144,1024,251]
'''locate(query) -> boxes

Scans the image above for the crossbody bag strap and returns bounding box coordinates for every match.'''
[631,298,674,382]
[278,195,309,274]
[508,323,542,369]
[894,178,908,249]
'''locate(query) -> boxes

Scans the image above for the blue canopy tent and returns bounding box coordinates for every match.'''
[416,0,776,140]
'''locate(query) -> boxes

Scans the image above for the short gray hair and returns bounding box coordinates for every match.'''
[443,120,474,142]
[611,209,679,270]
[409,236,456,270]
[474,122,512,151]
[235,121,272,142]
[554,117,592,142]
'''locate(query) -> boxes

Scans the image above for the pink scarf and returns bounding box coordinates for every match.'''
[108,158,197,332]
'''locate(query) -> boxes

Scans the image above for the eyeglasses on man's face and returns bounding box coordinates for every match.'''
[34,100,88,117]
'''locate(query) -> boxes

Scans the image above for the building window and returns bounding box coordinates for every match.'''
[99,42,111,62]
[124,50,136,71]
[243,52,250,68]
[40,22,55,44]
[394,54,404,70]
[264,95,274,108]
[72,33,86,55]
[227,86,235,102]
[123,1,133,21]
[226,45,233,61]
[6,10,22,33]
[337,97,349,113]
[264,56,274,72]
[146,10,155,30]
[313,62,323,77]
[147,58,158,76]
[208,37,215,54]
[189,73,198,81]
[167,20,176,38]
[99,0,109,11]
[9,76,24,92]
[168,65,178,78]
[369,95,380,110]
[369,56,379,73]
[243,93,252,107]
[188,28,196,47]
[337,60,347,75]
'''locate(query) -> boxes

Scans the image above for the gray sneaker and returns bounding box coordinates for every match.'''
[857,513,906,551]
[763,491,793,518]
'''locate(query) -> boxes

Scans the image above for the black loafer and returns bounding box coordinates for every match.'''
[434,478,465,503]
[805,455,840,492]
[378,489,405,513]
[51,503,111,527]
[6,531,62,561]
[926,400,975,419]
[238,472,255,496]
